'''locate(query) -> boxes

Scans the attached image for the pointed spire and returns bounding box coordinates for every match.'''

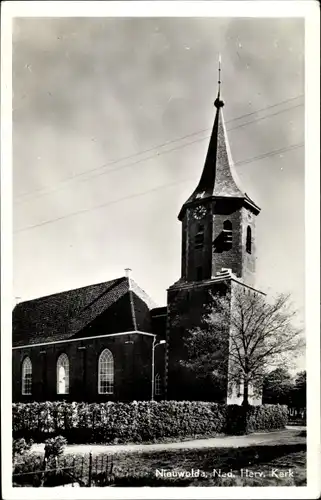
[178,56,260,219]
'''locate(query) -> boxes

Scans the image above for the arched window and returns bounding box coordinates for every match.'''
[223,220,232,231]
[22,357,32,395]
[57,353,69,394]
[98,349,114,394]
[155,373,162,396]
[246,226,252,254]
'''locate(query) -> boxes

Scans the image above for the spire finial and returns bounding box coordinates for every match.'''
[124,268,132,279]
[218,53,221,98]
[214,53,224,108]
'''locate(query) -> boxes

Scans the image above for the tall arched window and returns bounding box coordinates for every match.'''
[98,349,114,394]
[223,220,232,231]
[57,353,69,394]
[155,373,162,396]
[22,357,32,395]
[246,226,252,254]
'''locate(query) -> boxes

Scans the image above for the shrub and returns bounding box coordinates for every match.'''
[12,401,287,444]
[44,435,67,460]
[246,404,288,433]
[226,404,287,435]
[12,401,227,443]
[226,405,247,435]
[12,452,75,487]
[13,453,45,487]
[12,438,33,461]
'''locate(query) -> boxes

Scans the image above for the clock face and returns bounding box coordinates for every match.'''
[192,206,207,220]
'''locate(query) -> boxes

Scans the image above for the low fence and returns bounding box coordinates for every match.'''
[13,452,114,487]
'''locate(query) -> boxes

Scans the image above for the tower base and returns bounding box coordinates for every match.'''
[166,270,264,404]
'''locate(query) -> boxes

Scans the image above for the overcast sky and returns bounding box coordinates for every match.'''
[12,17,304,366]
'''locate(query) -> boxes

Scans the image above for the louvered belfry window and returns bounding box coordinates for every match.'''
[246,226,252,254]
[194,224,205,249]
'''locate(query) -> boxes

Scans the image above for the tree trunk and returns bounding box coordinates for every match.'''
[242,366,249,408]
[242,381,249,408]
[242,355,250,407]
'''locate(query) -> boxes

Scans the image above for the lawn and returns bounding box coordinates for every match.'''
[109,443,306,486]
[15,441,306,487]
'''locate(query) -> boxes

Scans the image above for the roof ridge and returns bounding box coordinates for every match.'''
[14,277,126,305]
[129,279,158,309]
[127,278,138,330]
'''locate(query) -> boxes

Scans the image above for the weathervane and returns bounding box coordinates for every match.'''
[215,53,224,108]
[218,53,221,98]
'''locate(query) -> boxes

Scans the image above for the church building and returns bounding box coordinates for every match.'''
[12,74,263,405]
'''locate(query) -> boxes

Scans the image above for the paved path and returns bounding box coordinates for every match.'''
[31,427,305,456]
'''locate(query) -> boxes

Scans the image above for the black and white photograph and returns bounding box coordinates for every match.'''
[1,1,320,498]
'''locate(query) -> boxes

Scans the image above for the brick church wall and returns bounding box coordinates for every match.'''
[12,333,154,403]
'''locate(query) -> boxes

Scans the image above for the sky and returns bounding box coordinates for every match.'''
[12,17,305,367]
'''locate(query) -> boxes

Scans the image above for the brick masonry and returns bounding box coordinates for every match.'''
[167,191,260,402]
[12,332,166,402]
[180,199,257,286]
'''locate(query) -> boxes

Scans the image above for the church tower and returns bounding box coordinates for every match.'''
[166,60,262,402]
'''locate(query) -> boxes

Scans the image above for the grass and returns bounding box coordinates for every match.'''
[109,443,306,486]
[14,428,307,487]
[15,441,306,487]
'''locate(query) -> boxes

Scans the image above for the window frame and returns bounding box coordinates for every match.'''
[155,373,162,396]
[56,353,70,395]
[98,348,114,395]
[22,356,32,395]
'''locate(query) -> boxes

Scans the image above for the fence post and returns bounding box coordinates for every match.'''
[40,457,47,487]
[88,451,93,487]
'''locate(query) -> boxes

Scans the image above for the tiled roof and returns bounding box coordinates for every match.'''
[179,97,260,218]
[12,277,157,347]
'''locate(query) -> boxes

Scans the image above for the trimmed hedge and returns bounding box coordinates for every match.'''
[226,404,288,435]
[246,404,288,433]
[12,401,287,443]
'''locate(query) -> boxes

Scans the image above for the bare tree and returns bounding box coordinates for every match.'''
[182,286,304,407]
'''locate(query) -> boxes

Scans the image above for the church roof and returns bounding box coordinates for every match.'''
[179,92,260,219]
[12,276,158,347]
